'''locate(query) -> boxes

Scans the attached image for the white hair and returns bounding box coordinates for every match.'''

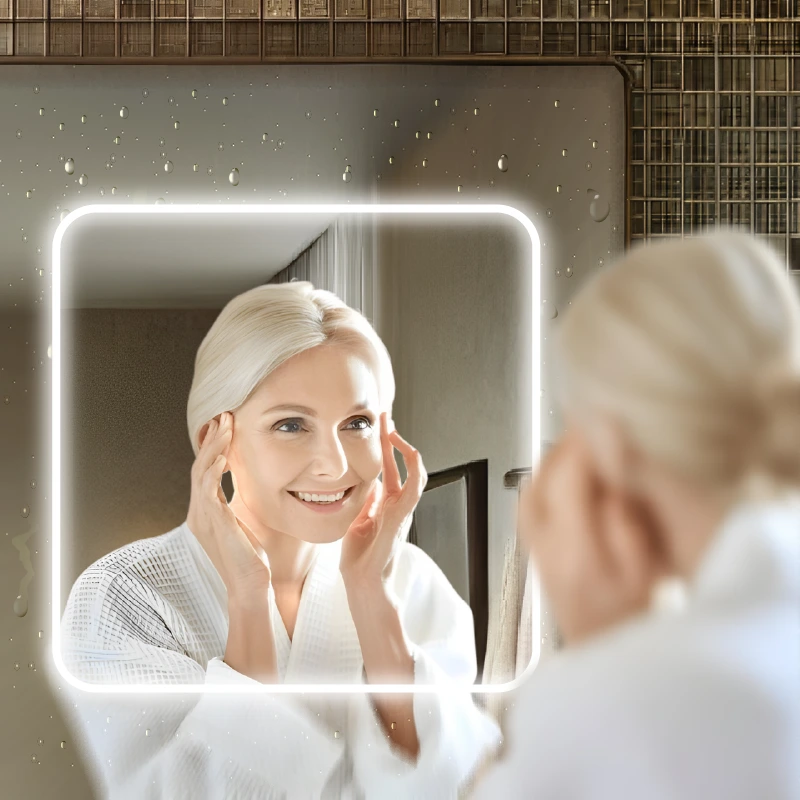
[555,231,800,503]
[187,282,395,457]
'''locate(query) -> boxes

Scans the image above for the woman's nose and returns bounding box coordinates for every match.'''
[311,431,349,478]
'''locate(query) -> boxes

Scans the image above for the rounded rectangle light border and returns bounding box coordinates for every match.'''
[51,203,542,696]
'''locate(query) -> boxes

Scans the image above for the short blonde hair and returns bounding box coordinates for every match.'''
[187,282,395,457]
[555,231,800,503]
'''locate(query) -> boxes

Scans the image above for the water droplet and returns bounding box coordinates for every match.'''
[60,741,66,749]
[159,151,166,159]
[119,107,128,119]
[99,187,105,196]
[22,234,27,243]
[554,100,560,108]
[546,209,553,217]
[142,88,149,98]
[592,140,598,149]
[561,149,568,157]
[78,174,88,187]
[218,142,224,151]
[305,111,311,118]
[277,140,284,148]
[39,108,44,116]
[155,198,165,205]
[16,129,22,138]
[3,396,8,405]
[434,99,440,107]
[31,755,37,764]
[373,109,379,117]
[228,168,240,186]
[261,133,268,142]
[457,185,463,193]
[598,258,605,266]
[389,156,394,164]
[38,738,44,746]
[59,122,65,131]
[13,595,27,617]
[14,662,20,670]
[31,479,37,488]
[26,190,33,199]
[164,161,173,174]
[47,345,52,358]
[342,170,352,183]
[191,89,198,98]
[427,132,432,140]
[497,154,509,172]
[81,114,87,124]
[33,85,40,94]
[59,155,65,162]
[422,158,428,167]
[393,119,399,127]
[207,167,213,175]
[174,121,180,130]
[111,187,117,195]
[168,96,175,105]
[106,717,111,724]
[159,138,165,147]
[192,163,199,172]
[589,194,611,223]
[21,506,30,517]
[113,136,120,145]
[145,729,150,736]
[586,162,592,171]
[556,185,562,193]
[333,731,340,739]
[565,266,574,277]
[60,210,70,221]
[473,108,479,115]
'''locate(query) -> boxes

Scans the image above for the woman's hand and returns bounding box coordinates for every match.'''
[339,411,427,594]
[519,428,667,646]
[186,411,272,605]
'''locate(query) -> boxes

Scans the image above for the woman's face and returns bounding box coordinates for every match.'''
[226,343,385,544]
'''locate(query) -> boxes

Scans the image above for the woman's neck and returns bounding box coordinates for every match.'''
[228,496,318,590]
[642,470,731,581]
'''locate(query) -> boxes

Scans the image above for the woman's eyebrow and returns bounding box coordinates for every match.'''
[260,402,372,417]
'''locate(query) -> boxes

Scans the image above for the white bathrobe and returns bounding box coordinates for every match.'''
[58,520,502,800]
[471,498,800,800]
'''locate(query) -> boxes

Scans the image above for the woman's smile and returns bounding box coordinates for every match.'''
[287,485,357,513]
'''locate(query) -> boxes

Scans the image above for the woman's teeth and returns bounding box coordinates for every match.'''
[292,489,347,504]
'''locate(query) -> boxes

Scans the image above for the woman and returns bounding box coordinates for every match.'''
[58,282,501,799]
[472,231,800,799]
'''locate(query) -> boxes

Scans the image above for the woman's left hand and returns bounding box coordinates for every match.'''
[339,411,427,594]
[519,427,668,646]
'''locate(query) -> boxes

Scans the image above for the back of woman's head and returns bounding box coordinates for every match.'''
[555,231,800,503]
[186,282,395,457]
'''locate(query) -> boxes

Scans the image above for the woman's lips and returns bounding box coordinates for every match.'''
[288,486,355,514]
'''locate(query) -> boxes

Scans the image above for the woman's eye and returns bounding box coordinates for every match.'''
[347,417,373,431]
[276,420,303,433]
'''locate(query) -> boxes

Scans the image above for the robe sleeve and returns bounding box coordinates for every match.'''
[57,567,345,800]
[347,544,503,800]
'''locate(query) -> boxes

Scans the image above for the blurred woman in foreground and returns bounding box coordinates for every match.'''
[473,231,800,800]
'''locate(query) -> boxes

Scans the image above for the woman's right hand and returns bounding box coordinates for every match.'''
[186,411,272,604]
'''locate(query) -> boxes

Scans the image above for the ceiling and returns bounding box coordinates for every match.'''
[59,209,337,308]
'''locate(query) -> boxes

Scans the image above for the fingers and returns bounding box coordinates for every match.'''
[387,428,427,508]
[379,412,402,495]
[205,453,228,504]
[195,412,233,479]
[602,492,666,591]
